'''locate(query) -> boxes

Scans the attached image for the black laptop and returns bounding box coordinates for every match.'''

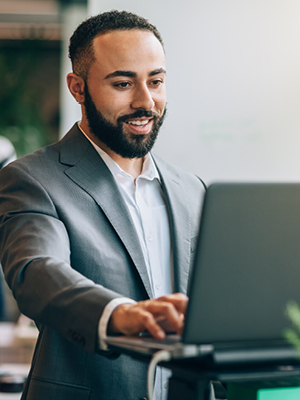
[106,183,300,366]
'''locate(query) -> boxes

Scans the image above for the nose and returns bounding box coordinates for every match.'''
[131,84,155,110]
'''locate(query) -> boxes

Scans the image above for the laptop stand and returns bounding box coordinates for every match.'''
[161,360,300,400]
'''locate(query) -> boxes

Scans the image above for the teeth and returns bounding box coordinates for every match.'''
[128,119,149,126]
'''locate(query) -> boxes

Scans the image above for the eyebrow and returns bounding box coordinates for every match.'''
[104,68,166,80]
[149,68,166,76]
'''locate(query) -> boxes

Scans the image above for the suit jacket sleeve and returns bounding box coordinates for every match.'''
[0,162,123,354]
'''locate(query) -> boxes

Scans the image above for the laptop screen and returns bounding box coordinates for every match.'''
[183,183,300,347]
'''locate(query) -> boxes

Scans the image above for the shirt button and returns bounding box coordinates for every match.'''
[147,235,153,242]
[164,382,168,389]
[155,283,161,290]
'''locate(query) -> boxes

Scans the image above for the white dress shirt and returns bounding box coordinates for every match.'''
[79,125,173,400]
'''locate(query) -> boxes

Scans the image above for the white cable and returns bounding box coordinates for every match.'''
[147,350,172,400]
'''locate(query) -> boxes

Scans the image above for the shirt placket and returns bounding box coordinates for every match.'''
[135,178,164,299]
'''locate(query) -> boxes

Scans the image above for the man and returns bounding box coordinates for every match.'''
[0,11,205,400]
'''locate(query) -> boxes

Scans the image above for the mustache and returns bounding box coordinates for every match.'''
[118,110,160,123]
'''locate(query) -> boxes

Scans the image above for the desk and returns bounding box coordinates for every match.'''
[0,322,37,365]
[0,393,22,400]
[0,322,36,399]
[0,364,30,400]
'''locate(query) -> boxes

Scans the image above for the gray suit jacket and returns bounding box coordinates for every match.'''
[0,124,205,400]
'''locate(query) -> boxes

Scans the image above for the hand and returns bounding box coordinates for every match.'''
[108,293,188,339]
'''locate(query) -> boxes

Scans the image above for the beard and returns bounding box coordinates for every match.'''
[83,83,167,159]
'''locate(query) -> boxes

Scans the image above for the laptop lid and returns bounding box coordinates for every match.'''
[183,182,300,349]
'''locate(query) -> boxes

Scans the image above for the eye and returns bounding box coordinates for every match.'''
[150,79,163,87]
[114,81,131,89]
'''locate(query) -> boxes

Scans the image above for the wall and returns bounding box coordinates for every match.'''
[88,0,300,184]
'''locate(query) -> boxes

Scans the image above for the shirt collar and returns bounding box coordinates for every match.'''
[77,122,160,182]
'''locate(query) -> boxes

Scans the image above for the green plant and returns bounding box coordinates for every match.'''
[0,39,58,157]
[284,301,300,352]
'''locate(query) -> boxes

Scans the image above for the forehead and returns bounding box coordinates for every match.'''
[91,30,165,76]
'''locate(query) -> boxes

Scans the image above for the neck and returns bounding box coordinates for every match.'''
[109,153,144,180]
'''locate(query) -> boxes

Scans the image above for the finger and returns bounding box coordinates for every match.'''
[109,303,166,338]
[108,297,188,337]
[141,301,184,334]
[120,308,166,338]
[137,310,166,339]
[156,293,189,314]
[133,303,180,336]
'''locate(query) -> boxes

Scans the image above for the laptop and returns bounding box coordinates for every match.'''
[106,183,300,366]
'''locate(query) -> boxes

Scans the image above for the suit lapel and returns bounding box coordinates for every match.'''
[59,125,153,298]
[153,155,192,294]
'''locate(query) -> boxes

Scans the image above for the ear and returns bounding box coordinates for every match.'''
[67,73,85,104]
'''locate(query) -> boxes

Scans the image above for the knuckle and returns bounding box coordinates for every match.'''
[143,300,151,308]
[162,303,173,313]
[141,312,151,323]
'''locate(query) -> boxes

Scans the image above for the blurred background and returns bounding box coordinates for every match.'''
[0,0,87,324]
[0,0,86,159]
[1,0,59,157]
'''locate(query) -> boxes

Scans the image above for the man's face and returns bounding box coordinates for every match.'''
[83,30,167,159]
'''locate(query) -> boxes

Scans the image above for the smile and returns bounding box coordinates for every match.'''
[127,119,151,126]
[123,118,154,134]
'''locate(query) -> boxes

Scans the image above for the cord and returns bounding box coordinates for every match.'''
[147,350,172,400]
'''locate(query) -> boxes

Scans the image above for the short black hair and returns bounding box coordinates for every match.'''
[69,10,164,80]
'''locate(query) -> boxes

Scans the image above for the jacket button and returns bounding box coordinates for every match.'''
[67,329,86,347]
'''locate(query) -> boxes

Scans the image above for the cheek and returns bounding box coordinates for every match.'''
[155,98,167,114]
[91,97,119,121]
[101,93,132,117]
[154,89,167,111]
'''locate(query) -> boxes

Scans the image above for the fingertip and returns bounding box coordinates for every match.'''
[157,329,166,339]
[152,325,166,339]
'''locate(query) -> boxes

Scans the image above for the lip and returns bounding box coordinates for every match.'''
[124,118,154,134]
